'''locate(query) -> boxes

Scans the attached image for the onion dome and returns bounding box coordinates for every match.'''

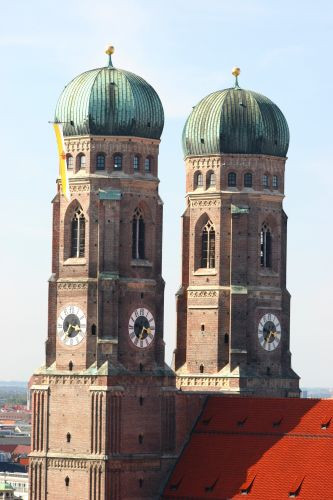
[183,68,289,157]
[55,46,164,139]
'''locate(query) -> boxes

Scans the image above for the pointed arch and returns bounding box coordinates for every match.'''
[64,200,86,260]
[71,206,85,257]
[201,219,215,268]
[132,207,145,259]
[260,222,271,268]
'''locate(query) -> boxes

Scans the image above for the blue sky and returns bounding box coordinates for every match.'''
[1,0,332,386]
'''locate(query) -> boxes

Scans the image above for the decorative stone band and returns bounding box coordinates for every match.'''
[190,198,221,208]
[177,375,300,392]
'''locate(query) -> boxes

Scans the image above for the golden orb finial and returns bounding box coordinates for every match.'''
[232,67,241,89]
[105,45,115,56]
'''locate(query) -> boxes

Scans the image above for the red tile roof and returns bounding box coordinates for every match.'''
[163,397,333,499]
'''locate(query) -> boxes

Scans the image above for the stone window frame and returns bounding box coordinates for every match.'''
[262,173,269,188]
[66,154,74,170]
[133,154,140,172]
[194,171,204,189]
[272,175,278,189]
[228,171,237,187]
[113,153,123,170]
[96,152,106,171]
[132,207,145,260]
[244,172,253,188]
[77,153,86,171]
[207,170,216,188]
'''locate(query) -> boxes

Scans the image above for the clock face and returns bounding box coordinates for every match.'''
[128,308,155,349]
[57,305,87,346]
[258,313,281,351]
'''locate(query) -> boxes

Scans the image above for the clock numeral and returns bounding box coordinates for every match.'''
[134,310,139,318]
[129,325,134,331]
[140,340,143,348]
[134,337,139,345]
[139,308,145,316]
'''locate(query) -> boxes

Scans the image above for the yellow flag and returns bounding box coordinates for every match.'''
[53,123,70,201]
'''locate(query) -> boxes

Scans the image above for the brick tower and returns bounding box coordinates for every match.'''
[175,68,300,396]
[29,48,176,500]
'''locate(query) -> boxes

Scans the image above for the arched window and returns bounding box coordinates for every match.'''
[262,174,269,188]
[68,361,73,371]
[228,172,237,187]
[65,477,70,487]
[144,157,152,172]
[133,155,140,171]
[272,175,278,189]
[66,432,71,443]
[96,153,105,170]
[195,172,203,188]
[132,208,145,259]
[207,171,216,187]
[78,154,86,170]
[66,154,74,170]
[114,154,122,170]
[260,223,272,268]
[224,333,229,344]
[201,220,215,268]
[199,364,204,373]
[71,207,85,257]
[244,172,253,187]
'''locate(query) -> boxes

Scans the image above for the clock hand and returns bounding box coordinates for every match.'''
[64,324,72,338]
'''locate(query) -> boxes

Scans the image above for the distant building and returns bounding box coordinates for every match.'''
[0,481,14,499]
[0,472,28,500]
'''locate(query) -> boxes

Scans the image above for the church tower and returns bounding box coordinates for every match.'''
[29,48,176,500]
[175,68,300,397]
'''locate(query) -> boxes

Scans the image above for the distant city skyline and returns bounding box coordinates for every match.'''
[1,0,332,386]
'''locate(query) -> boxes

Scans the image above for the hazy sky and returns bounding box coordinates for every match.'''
[1,0,332,387]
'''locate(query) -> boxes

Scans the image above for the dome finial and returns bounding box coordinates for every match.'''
[105,45,115,67]
[232,67,241,89]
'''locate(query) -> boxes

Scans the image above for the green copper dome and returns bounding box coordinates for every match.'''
[182,82,289,157]
[55,53,164,139]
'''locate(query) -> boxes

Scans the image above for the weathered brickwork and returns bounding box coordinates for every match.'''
[175,153,300,396]
[30,135,189,499]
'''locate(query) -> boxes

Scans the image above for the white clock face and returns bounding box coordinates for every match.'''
[258,313,281,351]
[128,308,155,349]
[57,305,87,346]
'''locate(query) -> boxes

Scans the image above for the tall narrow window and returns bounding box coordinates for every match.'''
[96,153,105,170]
[228,172,237,187]
[260,224,272,268]
[71,207,85,257]
[144,157,151,172]
[262,174,269,188]
[114,154,122,170]
[132,208,145,259]
[207,172,216,187]
[244,172,253,187]
[201,220,215,268]
[133,155,140,171]
[195,172,203,188]
[66,154,74,170]
[78,154,86,170]
[272,175,278,189]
